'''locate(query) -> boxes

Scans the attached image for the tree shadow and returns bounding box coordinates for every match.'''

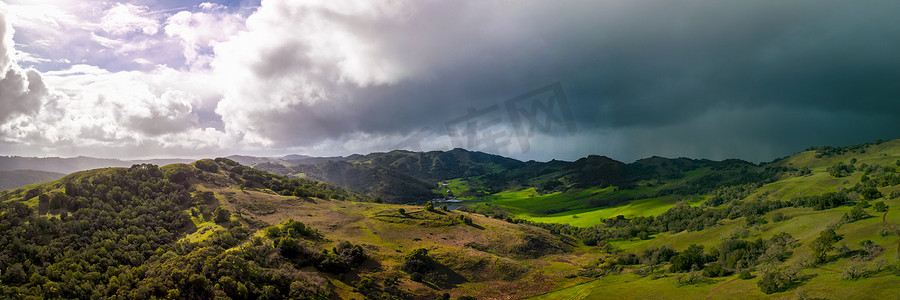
[467,223,485,230]
[422,262,468,289]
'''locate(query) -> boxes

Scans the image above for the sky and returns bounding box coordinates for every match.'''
[1,0,899,163]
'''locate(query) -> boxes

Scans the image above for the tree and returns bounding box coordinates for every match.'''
[670,244,705,272]
[214,207,232,224]
[398,208,406,215]
[842,206,870,223]
[38,193,50,214]
[410,272,424,282]
[757,270,793,294]
[2,263,27,283]
[860,187,882,200]
[810,229,841,263]
[873,201,888,212]
[264,226,282,239]
[402,248,434,274]
[278,237,302,258]
[334,241,366,266]
[194,159,219,173]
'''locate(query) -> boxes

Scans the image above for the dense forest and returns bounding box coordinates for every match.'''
[0,160,373,299]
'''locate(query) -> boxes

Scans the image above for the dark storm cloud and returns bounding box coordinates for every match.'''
[232,0,900,161]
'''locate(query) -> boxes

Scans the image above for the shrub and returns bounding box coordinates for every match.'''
[194,159,219,173]
[757,270,793,294]
[860,187,883,200]
[214,207,232,224]
[873,201,889,212]
[264,226,282,239]
[771,212,788,222]
[317,254,351,274]
[334,241,367,266]
[669,244,705,272]
[402,248,434,274]
[739,270,753,279]
[841,206,870,223]
[841,264,869,280]
[703,264,729,278]
[458,214,474,226]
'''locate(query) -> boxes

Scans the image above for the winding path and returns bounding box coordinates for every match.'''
[705,276,744,300]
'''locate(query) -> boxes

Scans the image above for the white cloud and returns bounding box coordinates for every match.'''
[100,3,160,36]
[44,64,109,76]
[199,2,227,11]
[0,6,48,124]
[0,4,13,72]
[164,9,244,69]
[0,6,233,157]
[209,0,419,147]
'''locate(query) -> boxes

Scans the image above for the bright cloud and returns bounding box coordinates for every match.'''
[100,3,159,36]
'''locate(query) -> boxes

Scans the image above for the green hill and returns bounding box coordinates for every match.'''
[522,139,900,299]
[1,139,899,299]
[0,158,591,299]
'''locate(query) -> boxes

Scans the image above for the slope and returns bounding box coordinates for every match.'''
[0,158,596,300]
[527,138,900,299]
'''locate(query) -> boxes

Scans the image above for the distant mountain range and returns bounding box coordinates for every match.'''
[0,150,767,201]
[0,170,65,190]
[249,148,766,203]
[0,156,195,174]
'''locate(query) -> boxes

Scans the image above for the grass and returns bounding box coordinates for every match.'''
[434,178,476,196]
[180,210,225,243]
[529,273,718,300]
[524,196,689,227]
[543,192,900,299]
[479,186,657,214]
[202,181,602,300]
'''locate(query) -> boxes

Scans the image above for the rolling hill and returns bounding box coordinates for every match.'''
[0,169,64,190]
[0,158,591,299]
[248,148,775,205]
[0,139,899,299]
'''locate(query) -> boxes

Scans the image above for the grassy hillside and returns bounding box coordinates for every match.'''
[0,158,599,299]
[1,139,899,299]
[520,139,900,299]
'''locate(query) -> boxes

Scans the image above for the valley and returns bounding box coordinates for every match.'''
[0,139,898,299]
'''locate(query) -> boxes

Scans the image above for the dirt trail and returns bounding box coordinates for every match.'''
[705,275,745,300]
[814,266,839,273]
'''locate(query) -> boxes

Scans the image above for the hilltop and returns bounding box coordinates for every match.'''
[1,139,899,299]
[0,158,591,299]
